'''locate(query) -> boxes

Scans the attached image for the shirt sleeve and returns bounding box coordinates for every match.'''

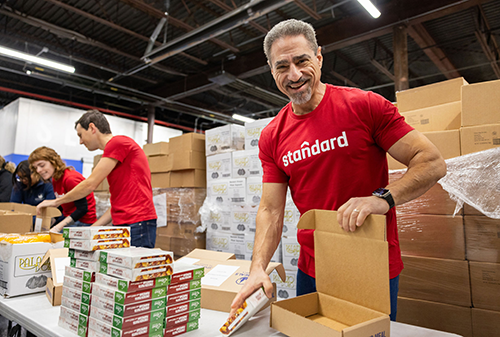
[259,126,289,184]
[69,197,89,222]
[103,137,128,163]
[368,91,414,151]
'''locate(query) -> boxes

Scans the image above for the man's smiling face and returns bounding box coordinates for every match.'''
[269,34,323,106]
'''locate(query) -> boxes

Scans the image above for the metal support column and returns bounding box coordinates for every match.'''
[147,105,155,144]
[393,24,409,92]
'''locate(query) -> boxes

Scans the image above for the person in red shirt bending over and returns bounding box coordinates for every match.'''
[37,110,157,248]
[230,19,447,321]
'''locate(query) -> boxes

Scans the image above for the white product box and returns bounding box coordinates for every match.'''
[99,247,173,269]
[245,117,274,150]
[281,236,300,270]
[205,124,245,156]
[282,203,300,236]
[229,233,246,259]
[206,153,232,181]
[206,231,231,252]
[270,269,297,291]
[207,208,232,233]
[244,234,281,263]
[0,240,55,297]
[207,179,230,207]
[63,226,130,240]
[277,287,295,301]
[231,205,258,234]
[228,179,246,205]
[231,150,262,178]
[246,177,263,206]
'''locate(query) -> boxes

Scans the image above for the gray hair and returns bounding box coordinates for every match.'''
[263,19,318,65]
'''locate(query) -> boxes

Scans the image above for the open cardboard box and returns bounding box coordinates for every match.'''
[271,210,390,337]
[178,249,285,312]
[0,202,61,232]
[41,248,70,306]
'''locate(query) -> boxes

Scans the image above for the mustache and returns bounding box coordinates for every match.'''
[286,77,308,87]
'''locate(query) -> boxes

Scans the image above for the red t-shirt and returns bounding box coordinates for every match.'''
[259,84,413,279]
[52,169,97,224]
[103,135,157,225]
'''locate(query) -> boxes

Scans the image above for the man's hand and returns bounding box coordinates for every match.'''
[229,268,273,317]
[49,223,65,233]
[36,199,60,215]
[337,196,389,232]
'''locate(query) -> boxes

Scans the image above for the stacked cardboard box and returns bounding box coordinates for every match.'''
[203,120,299,301]
[89,248,174,337]
[93,155,109,192]
[58,227,133,335]
[394,78,473,336]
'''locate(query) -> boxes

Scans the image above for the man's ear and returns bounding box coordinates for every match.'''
[317,46,323,69]
[89,123,97,134]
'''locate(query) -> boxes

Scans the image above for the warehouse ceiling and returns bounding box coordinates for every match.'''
[0,0,499,131]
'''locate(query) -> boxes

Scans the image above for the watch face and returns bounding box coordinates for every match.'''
[373,188,388,196]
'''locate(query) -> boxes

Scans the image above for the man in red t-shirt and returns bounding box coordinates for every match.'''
[230,19,446,321]
[37,110,157,248]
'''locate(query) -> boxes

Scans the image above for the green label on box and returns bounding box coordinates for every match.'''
[99,251,108,264]
[152,287,166,299]
[115,291,125,304]
[150,332,163,337]
[99,262,108,274]
[190,299,201,311]
[82,282,91,294]
[80,303,89,316]
[83,271,91,282]
[156,276,170,287]
[193,268,204,280]
[70,258,76,268]
[189,309,201,322]
[81,293,91,305]
[79,314,88,326]
[111,328,120,337]
[150,321,164,333]
[191,279,201,289]
[152,297,166,311]
[186,320,199,332]
[63,228,69,239]
[112,316,123,329]
[114,303,124,317]
[118,280,128,292]
[150,309,165,323]
[190,289,201,300]
[68,249,75,258]
[77,325,86,337]
[63,239,70,248]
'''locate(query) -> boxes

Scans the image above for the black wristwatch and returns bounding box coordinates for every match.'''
[372,188,395,210]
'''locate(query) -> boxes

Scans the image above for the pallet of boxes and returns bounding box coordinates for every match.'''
[144,135,206,258]
[391,77,500,337]
[203,120,299,301]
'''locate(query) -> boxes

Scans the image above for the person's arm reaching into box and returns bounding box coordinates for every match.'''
[230,182,287,316]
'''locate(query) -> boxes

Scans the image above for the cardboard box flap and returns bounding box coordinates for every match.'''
[0,202,62,218]
[183,248,236,261]
[41,248,69,286]
[298,210,390,315]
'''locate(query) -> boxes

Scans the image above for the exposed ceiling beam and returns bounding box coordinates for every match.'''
[370,59,395,81]
[42,0,207,65]
[293,0,322,20]
[0,6,187,77]
[329,70,359,87]
[207,0,269,34]
[119,0,239,53]
[474,5,500,78]
[407,22,460,79]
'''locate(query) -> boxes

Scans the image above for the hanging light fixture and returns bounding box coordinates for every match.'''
[0,46,75,73]
[357,0,381,19]
[232,114,255,123]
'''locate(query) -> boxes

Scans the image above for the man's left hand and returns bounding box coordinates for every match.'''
[337,196,390,232]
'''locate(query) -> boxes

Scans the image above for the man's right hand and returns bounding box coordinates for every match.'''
[229,268,273,317]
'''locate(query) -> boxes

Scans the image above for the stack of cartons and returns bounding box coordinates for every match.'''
[163,262,204,336]
[89,248,174,337]
[58,227,133,335]
[203,120,298,301]
[393,78,473,337]
[458,82,500,336]
[93,154,110,192]
[144,142,170,188]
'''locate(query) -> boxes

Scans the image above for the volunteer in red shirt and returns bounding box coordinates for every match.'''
[37,110,157,248]
[230,19,446,321]
[29,147,96,232]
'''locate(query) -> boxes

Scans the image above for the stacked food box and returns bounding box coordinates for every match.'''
[58,227,132,335]
[203,120,299,301]
[144,134,207,258]
[89,248,173,337]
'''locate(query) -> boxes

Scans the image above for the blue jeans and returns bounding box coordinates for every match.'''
[296,269,400,321]
[128,219,157,248]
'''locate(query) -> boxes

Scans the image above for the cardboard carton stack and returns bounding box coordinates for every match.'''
[144,142,170,189]
[58,227,133,335]
[203,120,298,301]
[89,248,174,337]
[155,188,206,258]
[93,154,110,192]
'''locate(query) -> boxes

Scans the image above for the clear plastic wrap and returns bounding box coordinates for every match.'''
[438,147,500,218]
[464,215,500,263]
[93,192,111,219]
